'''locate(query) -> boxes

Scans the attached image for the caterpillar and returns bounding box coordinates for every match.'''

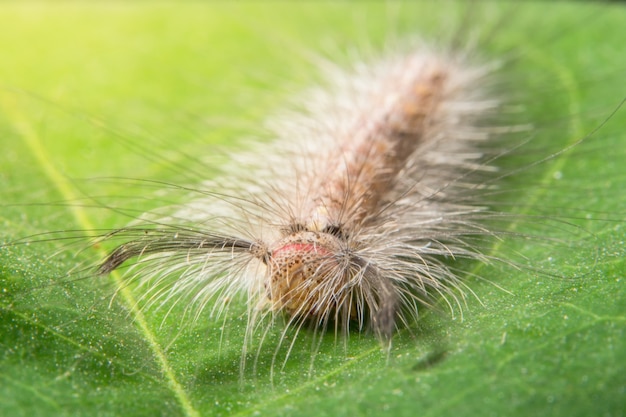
[96,47,503,341]
[1,2,624,416]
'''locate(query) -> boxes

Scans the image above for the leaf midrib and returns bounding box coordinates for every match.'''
[0,92,200,417]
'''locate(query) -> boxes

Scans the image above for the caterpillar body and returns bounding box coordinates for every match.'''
[98,50,499,343]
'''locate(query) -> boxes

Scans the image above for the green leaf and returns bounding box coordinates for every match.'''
[1,2,625,417]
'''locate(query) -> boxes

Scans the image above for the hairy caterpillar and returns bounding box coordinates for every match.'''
[96,48,503,343]
[1,2,625,416]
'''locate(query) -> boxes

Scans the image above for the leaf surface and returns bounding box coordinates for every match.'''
[1,3,625,417]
